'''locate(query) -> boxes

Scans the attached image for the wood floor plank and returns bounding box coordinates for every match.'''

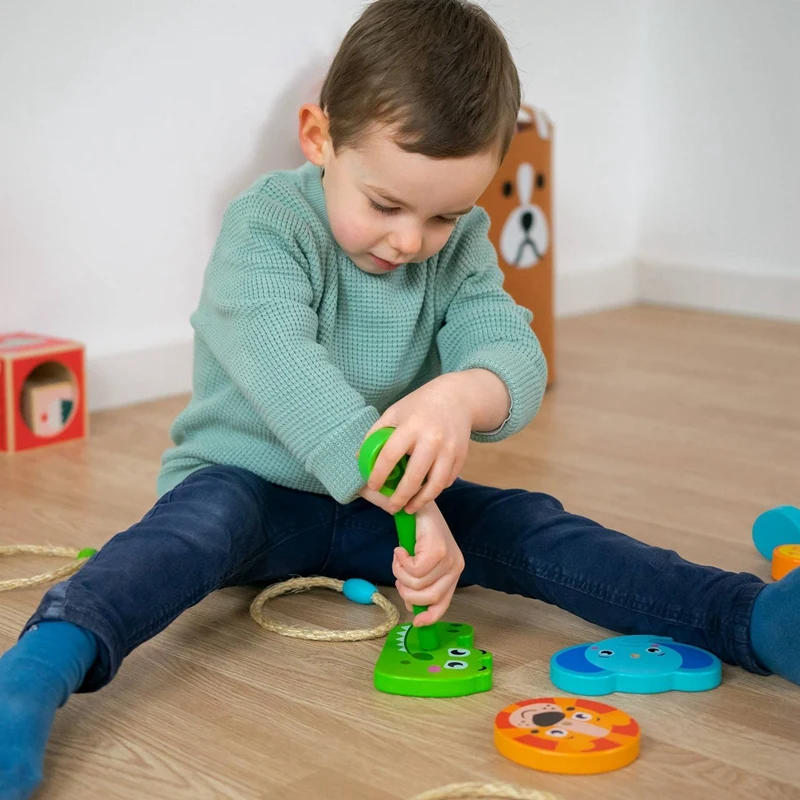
[1,306,799,799]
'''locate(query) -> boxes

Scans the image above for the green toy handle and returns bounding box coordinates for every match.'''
[358,427,440,651]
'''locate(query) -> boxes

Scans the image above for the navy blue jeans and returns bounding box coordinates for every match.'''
[23,465,768,690]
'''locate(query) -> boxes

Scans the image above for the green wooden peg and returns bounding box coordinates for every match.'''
[358,427,440,651]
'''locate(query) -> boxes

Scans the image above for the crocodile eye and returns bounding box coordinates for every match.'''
[448,648,471,658]
[444,660,468,670]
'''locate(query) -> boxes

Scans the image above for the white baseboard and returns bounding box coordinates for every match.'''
[87,339,193,411]
[556,258,639,318]
[639,261,800,322]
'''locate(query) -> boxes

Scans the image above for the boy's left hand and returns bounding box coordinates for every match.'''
[363,369,509,514]
[391,501,465,626]
[363,372,471,514]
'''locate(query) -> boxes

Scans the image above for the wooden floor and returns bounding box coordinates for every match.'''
[1,306,799,800]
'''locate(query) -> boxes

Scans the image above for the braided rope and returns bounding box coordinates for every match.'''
[0,545,96,592]
[249,576,399,641]
[409,783,561,800]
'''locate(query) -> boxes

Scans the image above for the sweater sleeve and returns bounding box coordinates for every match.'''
[193,190,378,503]
[436,207,548,443]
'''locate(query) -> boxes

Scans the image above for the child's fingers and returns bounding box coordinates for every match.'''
[368,428,412,493]
[402,546,445,578]
[359,485,395,513]
[395,571,456,608]
[395,583,414,613]
[388,444,435,513]
[405,453,455,514]
[392,550,447,590]
[411,582,458,626]
[362,408,398,450]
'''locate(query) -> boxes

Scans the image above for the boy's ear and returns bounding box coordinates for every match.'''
[298,104,331,166]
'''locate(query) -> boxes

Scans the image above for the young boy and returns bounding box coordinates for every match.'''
[1,0,797,797]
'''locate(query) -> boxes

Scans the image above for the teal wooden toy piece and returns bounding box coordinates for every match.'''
[752,506,800,560]
[550,635,722,696]
[375,621,492,697]
[358,427,440,651]
[342,578,377,605]
[358,427,494,697]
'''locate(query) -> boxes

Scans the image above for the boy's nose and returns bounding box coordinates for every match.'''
[388,226,422,259]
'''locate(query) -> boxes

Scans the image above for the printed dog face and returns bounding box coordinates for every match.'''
[477,105,555,382]
[499,161,549,268]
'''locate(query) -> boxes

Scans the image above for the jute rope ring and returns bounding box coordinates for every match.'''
[409,783,561,800]
[0,544,97,593]
[249,576,399,641]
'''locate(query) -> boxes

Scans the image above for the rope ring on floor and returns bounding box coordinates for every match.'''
[409,783,561,800]
[0,544,98,593]
[249,576,400,641]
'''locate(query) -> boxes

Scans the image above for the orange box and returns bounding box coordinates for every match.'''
[478,104,555,384]
[0,332,87,453]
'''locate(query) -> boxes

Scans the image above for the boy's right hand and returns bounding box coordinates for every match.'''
[358,493,465,627]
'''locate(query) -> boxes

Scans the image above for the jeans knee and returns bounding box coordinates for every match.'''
[157,465,268,547]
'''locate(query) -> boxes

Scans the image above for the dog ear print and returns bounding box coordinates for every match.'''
[553,644,607,675]
[663,643,717,671]
[517,163,534,206]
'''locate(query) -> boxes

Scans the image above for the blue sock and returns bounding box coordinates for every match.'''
[0,622,97,800]
[750,567,800,686]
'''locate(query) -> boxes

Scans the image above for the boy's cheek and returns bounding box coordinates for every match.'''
[330,213,373,252]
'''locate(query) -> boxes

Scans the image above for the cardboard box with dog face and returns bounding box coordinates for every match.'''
[478,105,555,384]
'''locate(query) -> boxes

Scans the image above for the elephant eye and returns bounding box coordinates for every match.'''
[646,646,663,654]
[598,649,614,658]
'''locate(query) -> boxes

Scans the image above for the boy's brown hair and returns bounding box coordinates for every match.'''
[320,0,521,159]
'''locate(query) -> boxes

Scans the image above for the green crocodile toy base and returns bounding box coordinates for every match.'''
[375,620,493,697]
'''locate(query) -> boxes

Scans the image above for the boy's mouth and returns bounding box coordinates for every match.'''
[370,254,404,271]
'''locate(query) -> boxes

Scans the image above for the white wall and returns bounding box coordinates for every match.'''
[0,0,644,407]
[637,0,800,319]
[4,1,797,410]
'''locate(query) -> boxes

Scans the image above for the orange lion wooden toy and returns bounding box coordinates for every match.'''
[494,696,640,775]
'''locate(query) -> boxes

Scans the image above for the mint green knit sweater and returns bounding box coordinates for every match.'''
[158,162,547,504]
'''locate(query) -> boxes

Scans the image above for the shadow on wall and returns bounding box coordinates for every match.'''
[212,54,332,225]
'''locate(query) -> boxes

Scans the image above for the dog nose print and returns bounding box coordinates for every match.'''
[521,211,533,231]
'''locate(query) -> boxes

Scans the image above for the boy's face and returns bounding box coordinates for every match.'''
[318,125,500,274]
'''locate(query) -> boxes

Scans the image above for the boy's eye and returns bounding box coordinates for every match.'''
[369,199,399,215]
[435,216,459,227]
